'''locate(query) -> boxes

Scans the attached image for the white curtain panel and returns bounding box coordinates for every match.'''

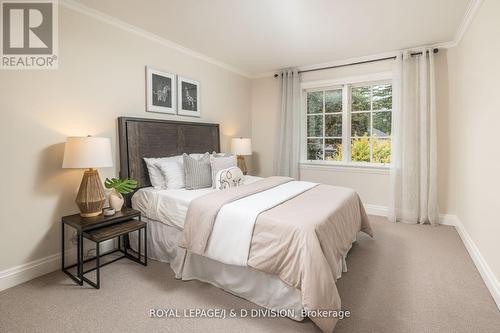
[389,48,439,224]
[274,69,300,178]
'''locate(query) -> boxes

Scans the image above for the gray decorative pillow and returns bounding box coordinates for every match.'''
[210,154,237,188]
[183,153,212,189]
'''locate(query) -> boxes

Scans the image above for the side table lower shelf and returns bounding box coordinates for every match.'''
[62,218,147,289]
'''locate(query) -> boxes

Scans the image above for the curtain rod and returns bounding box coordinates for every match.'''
[273,48,439,78]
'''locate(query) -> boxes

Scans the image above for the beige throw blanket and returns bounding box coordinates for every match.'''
[179,176,293,254]
[179,177,373,332]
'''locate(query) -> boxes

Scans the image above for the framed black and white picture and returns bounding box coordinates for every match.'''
[146,66,176,114]
[177,76,200,117]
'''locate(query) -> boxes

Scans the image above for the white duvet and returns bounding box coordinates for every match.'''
[132,176,262,230]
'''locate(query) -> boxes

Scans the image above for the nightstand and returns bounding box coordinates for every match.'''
[61,208,147,289]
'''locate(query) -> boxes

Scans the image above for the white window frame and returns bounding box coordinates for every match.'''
[300,72,393,170]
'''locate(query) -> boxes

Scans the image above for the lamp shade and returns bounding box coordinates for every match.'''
[62,136,113,169]
[231,137,252,156]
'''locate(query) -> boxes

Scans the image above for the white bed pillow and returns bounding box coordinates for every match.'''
[158,159,186,189]
[215,167,243,190]
[144,155,185,188]
[144,157,171,189]
[210,154,237,188]
[145,154,207,189]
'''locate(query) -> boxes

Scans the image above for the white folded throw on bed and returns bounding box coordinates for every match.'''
[204,180,318,266]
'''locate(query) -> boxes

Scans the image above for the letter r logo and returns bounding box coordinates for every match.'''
[2,2,53,54]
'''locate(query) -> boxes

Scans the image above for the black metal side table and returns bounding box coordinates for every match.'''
[61,208,147,289]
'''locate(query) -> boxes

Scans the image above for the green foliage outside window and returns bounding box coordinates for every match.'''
[307,91,323,114]
[372,138,391,163]
[372,85,392,110]
[352,86,371,111]
[325,139,342,161]
[313,137,391,164]
[350,135,391,164]
[351,136,370,162]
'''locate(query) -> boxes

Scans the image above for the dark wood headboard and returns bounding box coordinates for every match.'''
[118,117,220,189]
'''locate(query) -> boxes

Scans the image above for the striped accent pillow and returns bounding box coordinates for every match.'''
[183,153,212,189]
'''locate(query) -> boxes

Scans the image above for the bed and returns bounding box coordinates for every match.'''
[118,117,372,332]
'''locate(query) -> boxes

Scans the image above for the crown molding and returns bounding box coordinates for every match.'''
[450,0,484,47]
[60,0,251,78]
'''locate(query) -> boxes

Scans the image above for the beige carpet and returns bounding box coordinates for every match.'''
[1,216,499,333]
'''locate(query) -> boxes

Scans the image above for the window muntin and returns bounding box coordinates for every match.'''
[306,88,343,161]
[304,81,392,165]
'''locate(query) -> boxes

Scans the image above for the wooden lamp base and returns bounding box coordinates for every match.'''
[76,168,106,217]
[237,155,248,175]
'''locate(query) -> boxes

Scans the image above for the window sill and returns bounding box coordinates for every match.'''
[299,161,390,175]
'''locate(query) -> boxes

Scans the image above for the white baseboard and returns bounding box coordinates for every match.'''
[0,253,62,292]
[364,204,389,217]
[364,205,460,226]
[438,213,459,226]
[0,239,116,292]
[451,216,500,310]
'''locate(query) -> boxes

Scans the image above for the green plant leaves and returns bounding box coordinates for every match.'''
[104,178,138,194]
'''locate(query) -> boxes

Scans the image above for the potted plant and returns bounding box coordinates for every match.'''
[104,178,138,212]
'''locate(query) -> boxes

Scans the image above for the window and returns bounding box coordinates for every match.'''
[304,80,392,166]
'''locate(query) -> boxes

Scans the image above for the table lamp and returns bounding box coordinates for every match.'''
[62,136,113,217]
[231,137,252,175]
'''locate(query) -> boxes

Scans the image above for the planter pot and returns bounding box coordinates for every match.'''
[109,189,124,212]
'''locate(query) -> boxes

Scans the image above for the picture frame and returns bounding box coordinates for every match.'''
[177,76,200,117]
[146,66,176,114]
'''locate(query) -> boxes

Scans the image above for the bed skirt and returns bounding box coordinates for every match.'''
[129,217,352,321]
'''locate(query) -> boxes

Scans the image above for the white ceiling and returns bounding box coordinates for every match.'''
[75,0,470,76]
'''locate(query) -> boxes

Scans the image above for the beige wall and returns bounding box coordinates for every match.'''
[0,6,251,272]
[444,0,500,283]
[435,49,453,215]
[250,77,280,177]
